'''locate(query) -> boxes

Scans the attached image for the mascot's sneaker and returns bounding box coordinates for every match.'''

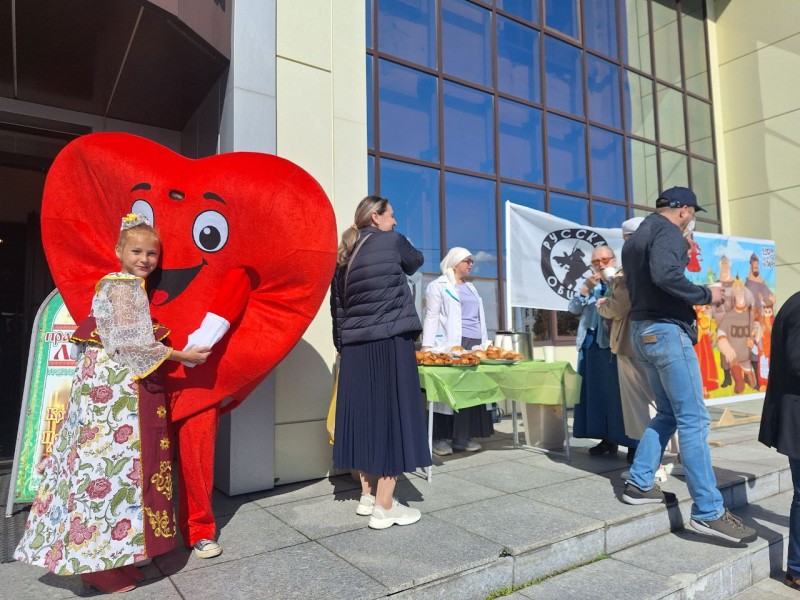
[193,539,223,559]
[357,493,375,516]
[368,500,421,530]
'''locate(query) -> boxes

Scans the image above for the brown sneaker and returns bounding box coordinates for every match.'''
[622,482,665,505]
[690,509,757,543]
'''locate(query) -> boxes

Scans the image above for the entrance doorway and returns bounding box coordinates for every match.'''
[0,123,83,461]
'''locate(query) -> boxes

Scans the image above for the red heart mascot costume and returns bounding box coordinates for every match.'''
[40,133,337,555]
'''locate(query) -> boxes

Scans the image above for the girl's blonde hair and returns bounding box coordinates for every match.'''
[336,195,389,266]
[116,223,161,250]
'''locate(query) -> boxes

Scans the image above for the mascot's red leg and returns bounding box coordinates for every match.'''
[176,404,221,546]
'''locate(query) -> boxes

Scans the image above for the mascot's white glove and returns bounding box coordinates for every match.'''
[181,312,230,367]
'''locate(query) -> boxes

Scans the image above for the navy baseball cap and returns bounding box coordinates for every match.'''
[655,186,706,212]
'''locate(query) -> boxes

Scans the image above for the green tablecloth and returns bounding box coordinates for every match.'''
[418,360,581,411]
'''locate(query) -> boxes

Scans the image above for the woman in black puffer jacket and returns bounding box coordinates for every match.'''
[330,195,431,530]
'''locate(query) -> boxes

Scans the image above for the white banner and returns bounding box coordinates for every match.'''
[506,202,624,311]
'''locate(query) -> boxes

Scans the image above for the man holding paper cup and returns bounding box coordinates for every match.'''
[620,186,756,544]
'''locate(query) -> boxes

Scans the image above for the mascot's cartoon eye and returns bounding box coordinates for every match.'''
[192,210,229,253]
[131,200,154,225]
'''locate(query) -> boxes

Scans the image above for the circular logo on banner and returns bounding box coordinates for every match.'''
[541,228,609,300]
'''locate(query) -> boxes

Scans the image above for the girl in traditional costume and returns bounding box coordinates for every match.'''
[15,214,211,593]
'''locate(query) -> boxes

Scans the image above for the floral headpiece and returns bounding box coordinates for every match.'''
[120,213,152,230]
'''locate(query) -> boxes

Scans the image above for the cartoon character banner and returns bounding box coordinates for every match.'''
[686,232,775,401]
[506,202,775,403]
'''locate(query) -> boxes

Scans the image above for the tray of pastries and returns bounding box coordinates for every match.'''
[416,346,481,366]
[474,345,524,364]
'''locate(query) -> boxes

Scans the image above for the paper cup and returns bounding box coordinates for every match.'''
[601,266,617,281]
[542,345,555,363]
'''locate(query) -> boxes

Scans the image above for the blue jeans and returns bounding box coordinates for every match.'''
[788,457,800,577]
[628,320,724,521]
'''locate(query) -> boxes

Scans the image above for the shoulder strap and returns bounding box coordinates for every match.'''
[342,233,373,309]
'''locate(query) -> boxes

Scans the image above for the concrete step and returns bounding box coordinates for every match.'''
[475,440,793,600]
[394,436,791,599]
[502,489,791,600]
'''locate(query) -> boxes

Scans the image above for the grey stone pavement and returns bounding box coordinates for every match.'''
[1,400,796,600]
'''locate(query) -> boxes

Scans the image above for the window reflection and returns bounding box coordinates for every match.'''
[687,96,713,159]
[620,0,651,73]
[623,70,656,140]
[366,0,373,49]
[682,0,709,98]
[545,0,580,39]
[583,0,617,58]
[657,84,686,150]
[497,0,539,24]
[380,159,441,273]
[497,15,540,102]
[379,60,439,162]
[592,200,627,228]
[691,158,718,219]
[500,183,545,277]
[652,0,681,86]
[378,0,437,68]
[628,139,659,206]
[499,98,543,183]
[590,127,624,201]
[444,81,495,174]
[587,55,621,128]
[445,173,498,277]
[368,155,375,195]
[660,147,688,190]
[547,113,586,193]
[528,307,553,342]
[550,191,588,224]
[502,183,545,213]
[442,0,493,87]
[545,36,584,116]
[556,311,580,338]
[367,55,374,149]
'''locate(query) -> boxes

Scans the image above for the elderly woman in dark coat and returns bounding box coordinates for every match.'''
[759,291,800,589]
[330,195,431,530]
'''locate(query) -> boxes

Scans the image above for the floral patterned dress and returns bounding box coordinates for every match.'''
[15,273,177,574]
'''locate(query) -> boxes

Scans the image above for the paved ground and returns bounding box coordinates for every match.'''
[1,400,792,600]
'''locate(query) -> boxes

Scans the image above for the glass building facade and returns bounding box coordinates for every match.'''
[366,0,717,342]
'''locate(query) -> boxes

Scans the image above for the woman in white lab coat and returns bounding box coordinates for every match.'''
[421,247,493,455]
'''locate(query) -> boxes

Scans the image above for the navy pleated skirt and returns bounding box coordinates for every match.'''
[333,332,432,477]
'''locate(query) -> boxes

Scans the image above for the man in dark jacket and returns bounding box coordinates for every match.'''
[759,291,800,588]
[620,186,756,544]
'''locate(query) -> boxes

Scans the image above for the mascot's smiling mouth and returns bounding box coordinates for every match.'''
[148,259,206,306]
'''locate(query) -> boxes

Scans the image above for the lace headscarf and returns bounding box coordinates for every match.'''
[440,247,472,287]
